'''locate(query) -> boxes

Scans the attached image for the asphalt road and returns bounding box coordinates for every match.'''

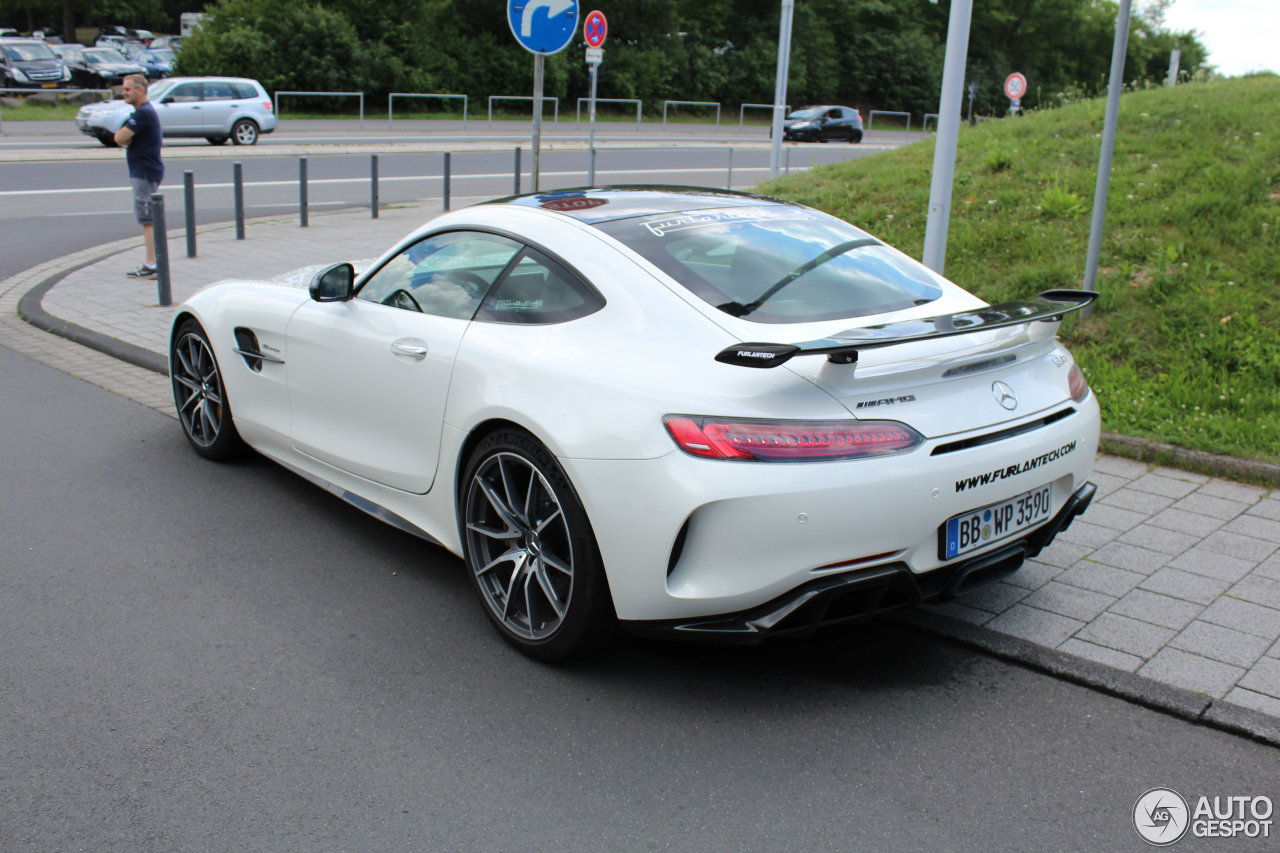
[2,138,1277,851]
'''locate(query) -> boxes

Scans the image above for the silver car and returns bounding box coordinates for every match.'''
[74,76,278,146]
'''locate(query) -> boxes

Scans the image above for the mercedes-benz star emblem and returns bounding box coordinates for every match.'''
[992,381,1018,410]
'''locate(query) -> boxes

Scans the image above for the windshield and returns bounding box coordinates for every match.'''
[787,108,824,121]
[85,48,127,63]
[143,49,175,62]
[4,42,56,60]
[595,207,943,324]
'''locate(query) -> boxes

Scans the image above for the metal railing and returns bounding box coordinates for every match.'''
[738,103,789,125]
[867,110,911,132]
[488,95,558,123]
[662,100,720,126]
[388,93,467,127]
[923,113,939,131]
[273,90,365,125]
[574,97,642,128]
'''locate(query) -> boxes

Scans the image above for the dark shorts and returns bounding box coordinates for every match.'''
[131,177,161,225]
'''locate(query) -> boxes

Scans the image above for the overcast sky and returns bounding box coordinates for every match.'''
[1164,0,1277,77]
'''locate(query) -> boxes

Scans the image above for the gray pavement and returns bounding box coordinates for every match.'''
[4,199,1279,747]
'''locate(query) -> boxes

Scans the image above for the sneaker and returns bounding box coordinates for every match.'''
[126,264,157,279]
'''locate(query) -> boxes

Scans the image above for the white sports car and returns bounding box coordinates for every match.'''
[170,186,1100,660]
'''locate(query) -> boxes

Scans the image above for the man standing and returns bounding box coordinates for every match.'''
[114,73,164,279]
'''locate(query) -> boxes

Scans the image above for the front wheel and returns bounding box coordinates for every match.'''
[230,118,259,145]
[96,132,118,147]
[206,135,228,145]
[461,430,614,660]
[170,319,244,460]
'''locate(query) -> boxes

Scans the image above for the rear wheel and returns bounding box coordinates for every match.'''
[461,429,614,660]
[170,319,244,460]
[849,128,863,143]
[230,118,259,145]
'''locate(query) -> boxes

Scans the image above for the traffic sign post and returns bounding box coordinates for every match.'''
[583,10,606,184]
[507,0,579,191]
[1004,72,1027,115]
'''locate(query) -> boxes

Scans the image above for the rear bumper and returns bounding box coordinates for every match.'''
[621,480,1096,644]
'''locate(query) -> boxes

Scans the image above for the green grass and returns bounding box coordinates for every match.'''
[0,101,97,120]
[757,76,1280,464]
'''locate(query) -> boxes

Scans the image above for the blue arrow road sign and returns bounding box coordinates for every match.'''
[508,0,579,55]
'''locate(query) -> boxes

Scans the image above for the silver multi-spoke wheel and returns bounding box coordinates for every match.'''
[171,320,242,460]
[461,431,612,660]
[466,450,574,641]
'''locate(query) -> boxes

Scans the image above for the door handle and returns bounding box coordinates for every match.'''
[391,341,427,360]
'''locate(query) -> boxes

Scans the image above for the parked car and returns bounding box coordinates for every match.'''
[133,47,175,80]
[167,186,1100,660]
[148,35,183,52]
[75,76,277,145]
[1,38,70,88]
[0,27,21,38]
[783,105,863,143]
[61,45,144,88]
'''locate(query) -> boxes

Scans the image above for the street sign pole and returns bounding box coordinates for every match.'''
[507,0,579,193]
[587,63,599,183]
[768,0,795,178]
[1083,0,1133,292]
[922,0,973,274]
[532,53,544,191]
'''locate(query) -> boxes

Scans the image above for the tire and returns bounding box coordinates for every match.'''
[206,135,229,145]
[230,118,259,145]
[96,132,118,147]
[170,318,245,460]
[460,429,614,661]
[849,128,863,143]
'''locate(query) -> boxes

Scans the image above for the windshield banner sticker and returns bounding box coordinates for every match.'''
[955,441,1077,492]
[643,208,810,237]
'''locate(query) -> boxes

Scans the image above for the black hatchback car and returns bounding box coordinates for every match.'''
[783,105,863,143]
[1,38,70,88]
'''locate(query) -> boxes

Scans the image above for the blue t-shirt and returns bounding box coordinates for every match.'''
[124,101,164,182]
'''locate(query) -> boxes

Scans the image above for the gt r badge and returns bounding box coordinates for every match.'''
[992,381,1018,410]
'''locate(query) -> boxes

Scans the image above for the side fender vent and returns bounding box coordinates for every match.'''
[233,327,263,372]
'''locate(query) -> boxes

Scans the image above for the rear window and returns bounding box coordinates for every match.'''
[594,207,943,324]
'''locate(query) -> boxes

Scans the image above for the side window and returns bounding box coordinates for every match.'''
[475,247,603,325]
[167,82,201,103]
[202,81,235,101]
[231,82,258,99]
[356,231,522,320]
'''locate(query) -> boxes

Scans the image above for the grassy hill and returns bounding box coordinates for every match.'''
[758,75,1280,466]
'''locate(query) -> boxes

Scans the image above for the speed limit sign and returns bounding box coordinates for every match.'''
[1004,72,1027,100]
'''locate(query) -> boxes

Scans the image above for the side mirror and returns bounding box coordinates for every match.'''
[310,262,355,302]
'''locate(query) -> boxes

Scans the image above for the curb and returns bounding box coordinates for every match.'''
[1101,432,1280,489]
[899,610,1280,749]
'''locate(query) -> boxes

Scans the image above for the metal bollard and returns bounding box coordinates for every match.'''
[443,152,451,211]
[150,192,171,307]
[726,148,734,190]
[513,146,521,195]
[233,162,244,240]
[589,146,596,186]
[299,156,308,227]
[183,171,196,258]
[371,154,379,218]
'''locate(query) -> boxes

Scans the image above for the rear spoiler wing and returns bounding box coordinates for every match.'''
[714,289,1097,369]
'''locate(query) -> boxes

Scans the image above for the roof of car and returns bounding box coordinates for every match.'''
[488,186,794,225]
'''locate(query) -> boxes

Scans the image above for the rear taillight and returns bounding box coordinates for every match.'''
[263,101,272,111]
[1068,363,1090,402]
[664,416,922,462]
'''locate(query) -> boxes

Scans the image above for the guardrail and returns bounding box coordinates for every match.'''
[738,103,790,125]
[575,97,641,128]
[867,110,911,132]
[274,90,365,125]
[388,93,467,127]
[488,95,558,123]
[662,100,720,126]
